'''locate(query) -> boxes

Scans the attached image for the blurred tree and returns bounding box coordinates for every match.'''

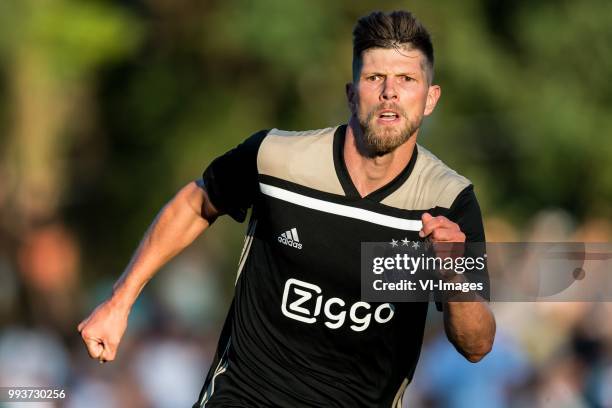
[0,0,142,235]
[424,0,612,223]
[0,0,610,282]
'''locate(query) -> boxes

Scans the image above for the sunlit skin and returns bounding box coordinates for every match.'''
[344,46,440,197]
[343,46,495,363]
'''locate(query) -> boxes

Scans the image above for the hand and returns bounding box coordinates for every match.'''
[77,299,129,363]
[419,213,465,243]
[419,212,466,274]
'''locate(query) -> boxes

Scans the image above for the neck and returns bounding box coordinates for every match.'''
[343,116,417,197]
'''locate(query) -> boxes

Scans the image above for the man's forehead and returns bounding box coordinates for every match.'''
[360,46,426,72]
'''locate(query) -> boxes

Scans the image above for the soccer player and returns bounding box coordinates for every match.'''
[78,10,496,407]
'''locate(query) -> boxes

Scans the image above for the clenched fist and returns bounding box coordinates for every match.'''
[419,213,465,242]
[419,212,466,262]
[77,299,129,363]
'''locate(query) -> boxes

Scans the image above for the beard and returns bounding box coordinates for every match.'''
[357,103,422,156]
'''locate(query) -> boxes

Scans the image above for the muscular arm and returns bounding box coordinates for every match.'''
[78,180,219,362]
[421,212,496,363]
[110,180,218,309]
[443,299,495,363]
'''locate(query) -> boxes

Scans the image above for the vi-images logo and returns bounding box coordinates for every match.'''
[278,227,302,249]
[281,278,395,332]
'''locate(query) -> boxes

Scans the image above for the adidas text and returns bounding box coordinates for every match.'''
[278,228,303,249]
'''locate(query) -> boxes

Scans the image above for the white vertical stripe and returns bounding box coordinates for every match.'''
[392,377,409,407]
[236,219,257,284]
[260,183,422,231]
[199,337,232,407]
[291,227,300,242]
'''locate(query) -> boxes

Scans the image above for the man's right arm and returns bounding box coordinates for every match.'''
[78,180,218,362]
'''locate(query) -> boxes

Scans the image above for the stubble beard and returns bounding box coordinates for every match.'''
[357,103,422,157]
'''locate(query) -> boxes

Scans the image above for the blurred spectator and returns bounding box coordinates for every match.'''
[407,330,531,408]
[66,379,122,408]
[16,221,82,337]
[0,254,18,323]
[152,250,224,333]
[131,336,210,408]
[0,327,69,387]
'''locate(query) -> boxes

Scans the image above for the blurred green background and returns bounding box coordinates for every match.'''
[1,0,611,276]
[1,1,611,407]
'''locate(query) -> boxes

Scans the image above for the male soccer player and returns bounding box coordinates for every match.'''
[78,10,496,407]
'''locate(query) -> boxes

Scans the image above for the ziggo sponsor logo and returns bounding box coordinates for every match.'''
[281,278,395,332]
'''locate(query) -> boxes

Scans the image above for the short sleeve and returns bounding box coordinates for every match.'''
[446,185,485,243]
[201,129,269,222]
[435,185,488,311]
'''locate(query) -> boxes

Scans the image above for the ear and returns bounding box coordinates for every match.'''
[346,82,357,114]
[424,84,441,116]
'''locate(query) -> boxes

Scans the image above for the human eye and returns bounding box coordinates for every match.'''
[400,75,415,82]
[366,74,383,82]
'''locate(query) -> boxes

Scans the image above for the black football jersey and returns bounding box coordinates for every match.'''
[194,125,485,407]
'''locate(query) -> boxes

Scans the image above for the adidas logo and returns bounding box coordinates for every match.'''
[278,227,302,249]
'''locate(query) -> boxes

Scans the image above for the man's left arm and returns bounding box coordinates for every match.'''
[419,186,496,363]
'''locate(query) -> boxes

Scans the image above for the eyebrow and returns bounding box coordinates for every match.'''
[361,71,419,77]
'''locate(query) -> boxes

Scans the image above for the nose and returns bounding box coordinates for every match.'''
[380,78,398,101]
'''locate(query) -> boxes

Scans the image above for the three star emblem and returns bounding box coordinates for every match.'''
[389,238,422,250]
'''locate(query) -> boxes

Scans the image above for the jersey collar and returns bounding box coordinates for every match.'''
[332,124,419,202]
